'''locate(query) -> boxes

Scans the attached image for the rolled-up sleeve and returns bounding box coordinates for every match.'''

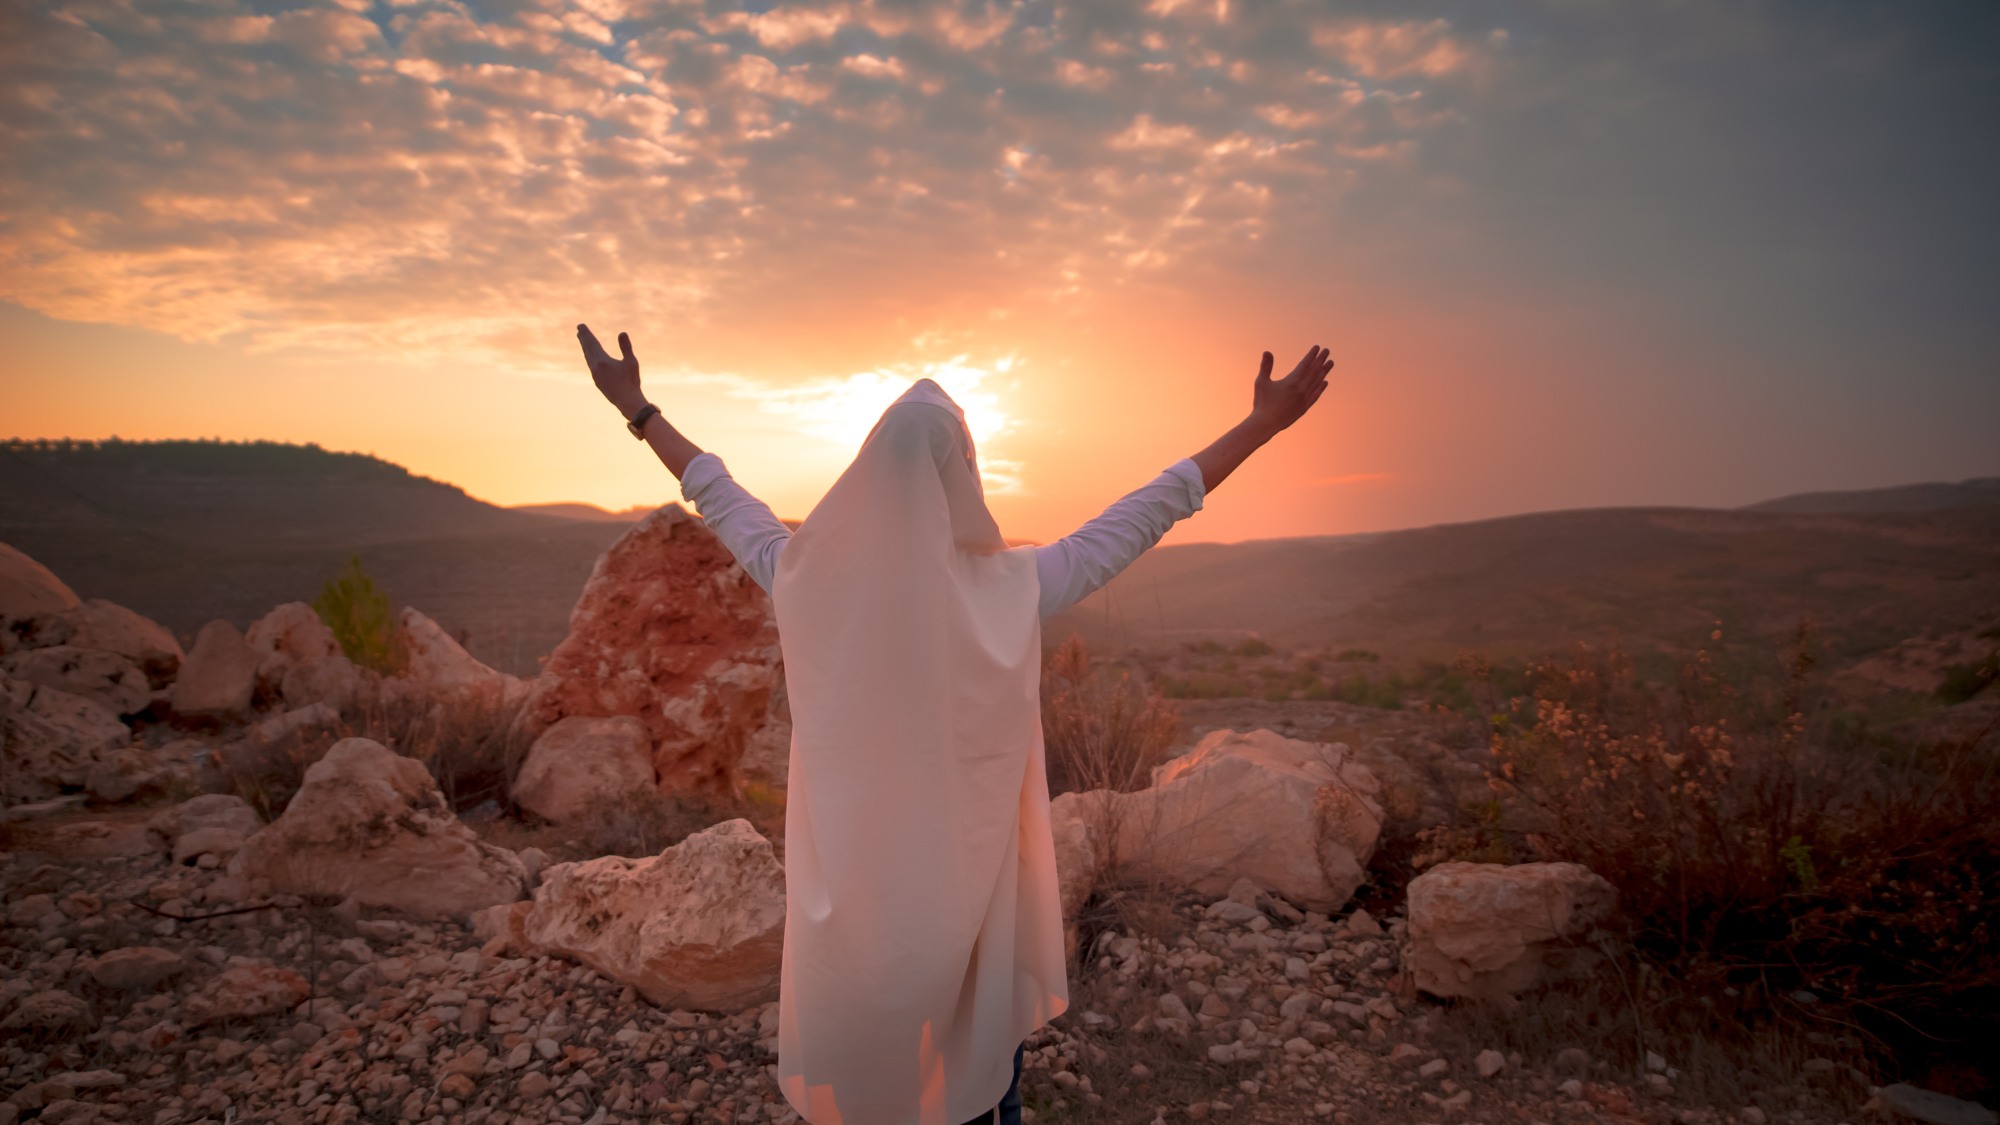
[679,452,791,596]
[1032,457,1206,619]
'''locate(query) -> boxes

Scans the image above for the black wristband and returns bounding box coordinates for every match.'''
[626,402,662,439]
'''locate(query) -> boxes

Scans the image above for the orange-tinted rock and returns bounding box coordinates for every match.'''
[0,542,79,626]
[522,819,785,1012]
[9,598,184,689]
[1404,861,1619,1002]
[245,603,372,712]
[398,607,528,709]
[1,646,152,716]
[181,958,310,1026]
[512,715,656,824]
[524,505,781,796]
[1,678,130,802]
[229,737,526,918]
[170,620,259,719]
[1050,728,1384,914]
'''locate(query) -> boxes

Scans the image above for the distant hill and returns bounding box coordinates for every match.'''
[6,437,1997,681]
[508,501,650,522]
[1047,501,2000,667]
[0,438,645,675]
[1745,477,2000,514]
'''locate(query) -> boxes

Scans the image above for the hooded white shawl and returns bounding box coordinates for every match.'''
[770,379,1068,1125]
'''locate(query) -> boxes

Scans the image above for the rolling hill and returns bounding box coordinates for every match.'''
[4,438,1996,680]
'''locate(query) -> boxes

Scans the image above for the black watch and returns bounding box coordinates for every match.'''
[626,402,662,439]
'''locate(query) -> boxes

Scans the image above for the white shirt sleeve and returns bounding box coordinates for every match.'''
[1033,457,1206,619]
[678,451,791,596]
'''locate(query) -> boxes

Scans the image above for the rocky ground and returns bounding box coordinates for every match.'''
[1,809,1878,1125]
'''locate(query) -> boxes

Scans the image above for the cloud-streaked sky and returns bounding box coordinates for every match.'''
[3,0,1996,545]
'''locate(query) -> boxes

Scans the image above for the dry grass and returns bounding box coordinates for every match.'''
[1434,622,2000,1093]
[213,688,533,820]
[1041,634,1183,798]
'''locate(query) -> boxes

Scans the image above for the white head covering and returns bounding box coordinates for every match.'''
[771,379,1069,1125]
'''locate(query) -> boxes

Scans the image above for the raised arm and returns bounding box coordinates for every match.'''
[578,323,703,479]
[679,453,791,596]
[1036,344,1334,618]
[577,324,790,593]
[1033,459,1205,618]
[1188,344,1334,492]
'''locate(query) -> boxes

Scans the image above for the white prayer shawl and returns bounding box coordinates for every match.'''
[771,379,1068,1125]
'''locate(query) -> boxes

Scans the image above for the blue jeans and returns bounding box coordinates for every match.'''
[957,1041,1026,1125]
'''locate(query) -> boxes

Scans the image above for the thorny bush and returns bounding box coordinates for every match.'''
[1465,621,2000,1073]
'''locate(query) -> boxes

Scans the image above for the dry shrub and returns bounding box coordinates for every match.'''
[215,688,532,819]
[1473,622,2000,1080]
[559,788,764,860]
[355,689,533,812]
[1040,633,1182,797]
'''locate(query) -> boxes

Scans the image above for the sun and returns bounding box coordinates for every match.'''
[757,355,1023,492]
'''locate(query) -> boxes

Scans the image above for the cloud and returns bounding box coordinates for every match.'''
[0,0,1495,375]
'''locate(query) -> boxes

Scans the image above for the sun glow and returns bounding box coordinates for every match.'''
[755,355,1025,493]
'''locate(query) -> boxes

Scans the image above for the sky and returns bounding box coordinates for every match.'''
[2,0,1996,546]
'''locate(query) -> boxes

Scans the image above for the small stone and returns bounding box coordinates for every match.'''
[1554,1047,1590,1074]
[1130,1064,1151,1080]
[1740,1108,1767,1125]
[440,1074,475,1099]
[1279,991,1315,1021]
[518,1072,551,1099]
[460,999,490,1035]
[1558,1078,1585,1099]
[1419,1059,1450,1080]
[535,1037,560,1060]
[49,1071,124,1090]
[1475,1049,1505,1078]
[85,947,186,991]
[1389,1043,1427,1069]
[1645,1050,1667,1073]
[1440,1089,1472,1111]
[685,1078,711,1104]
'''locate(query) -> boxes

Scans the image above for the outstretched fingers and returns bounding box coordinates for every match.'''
[577,323,612,369]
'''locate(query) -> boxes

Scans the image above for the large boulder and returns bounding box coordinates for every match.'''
[170,620,260,720]
[5,599,184,688]
[512,715,656,824]
[245,603,371,712]
[0,542,79,626]
[524,506,783,795]
[523,818,785,1011]
[1049,728,1383,913]
[229,737,526,918]
[1,678,130,803]
[1,646,152,716]
[1404,861,1619,1002]
[397,607,529,710]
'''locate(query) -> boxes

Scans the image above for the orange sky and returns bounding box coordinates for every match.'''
[3,2,1995,546]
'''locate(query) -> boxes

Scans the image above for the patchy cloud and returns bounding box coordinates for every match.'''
[0,0,1495,370]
